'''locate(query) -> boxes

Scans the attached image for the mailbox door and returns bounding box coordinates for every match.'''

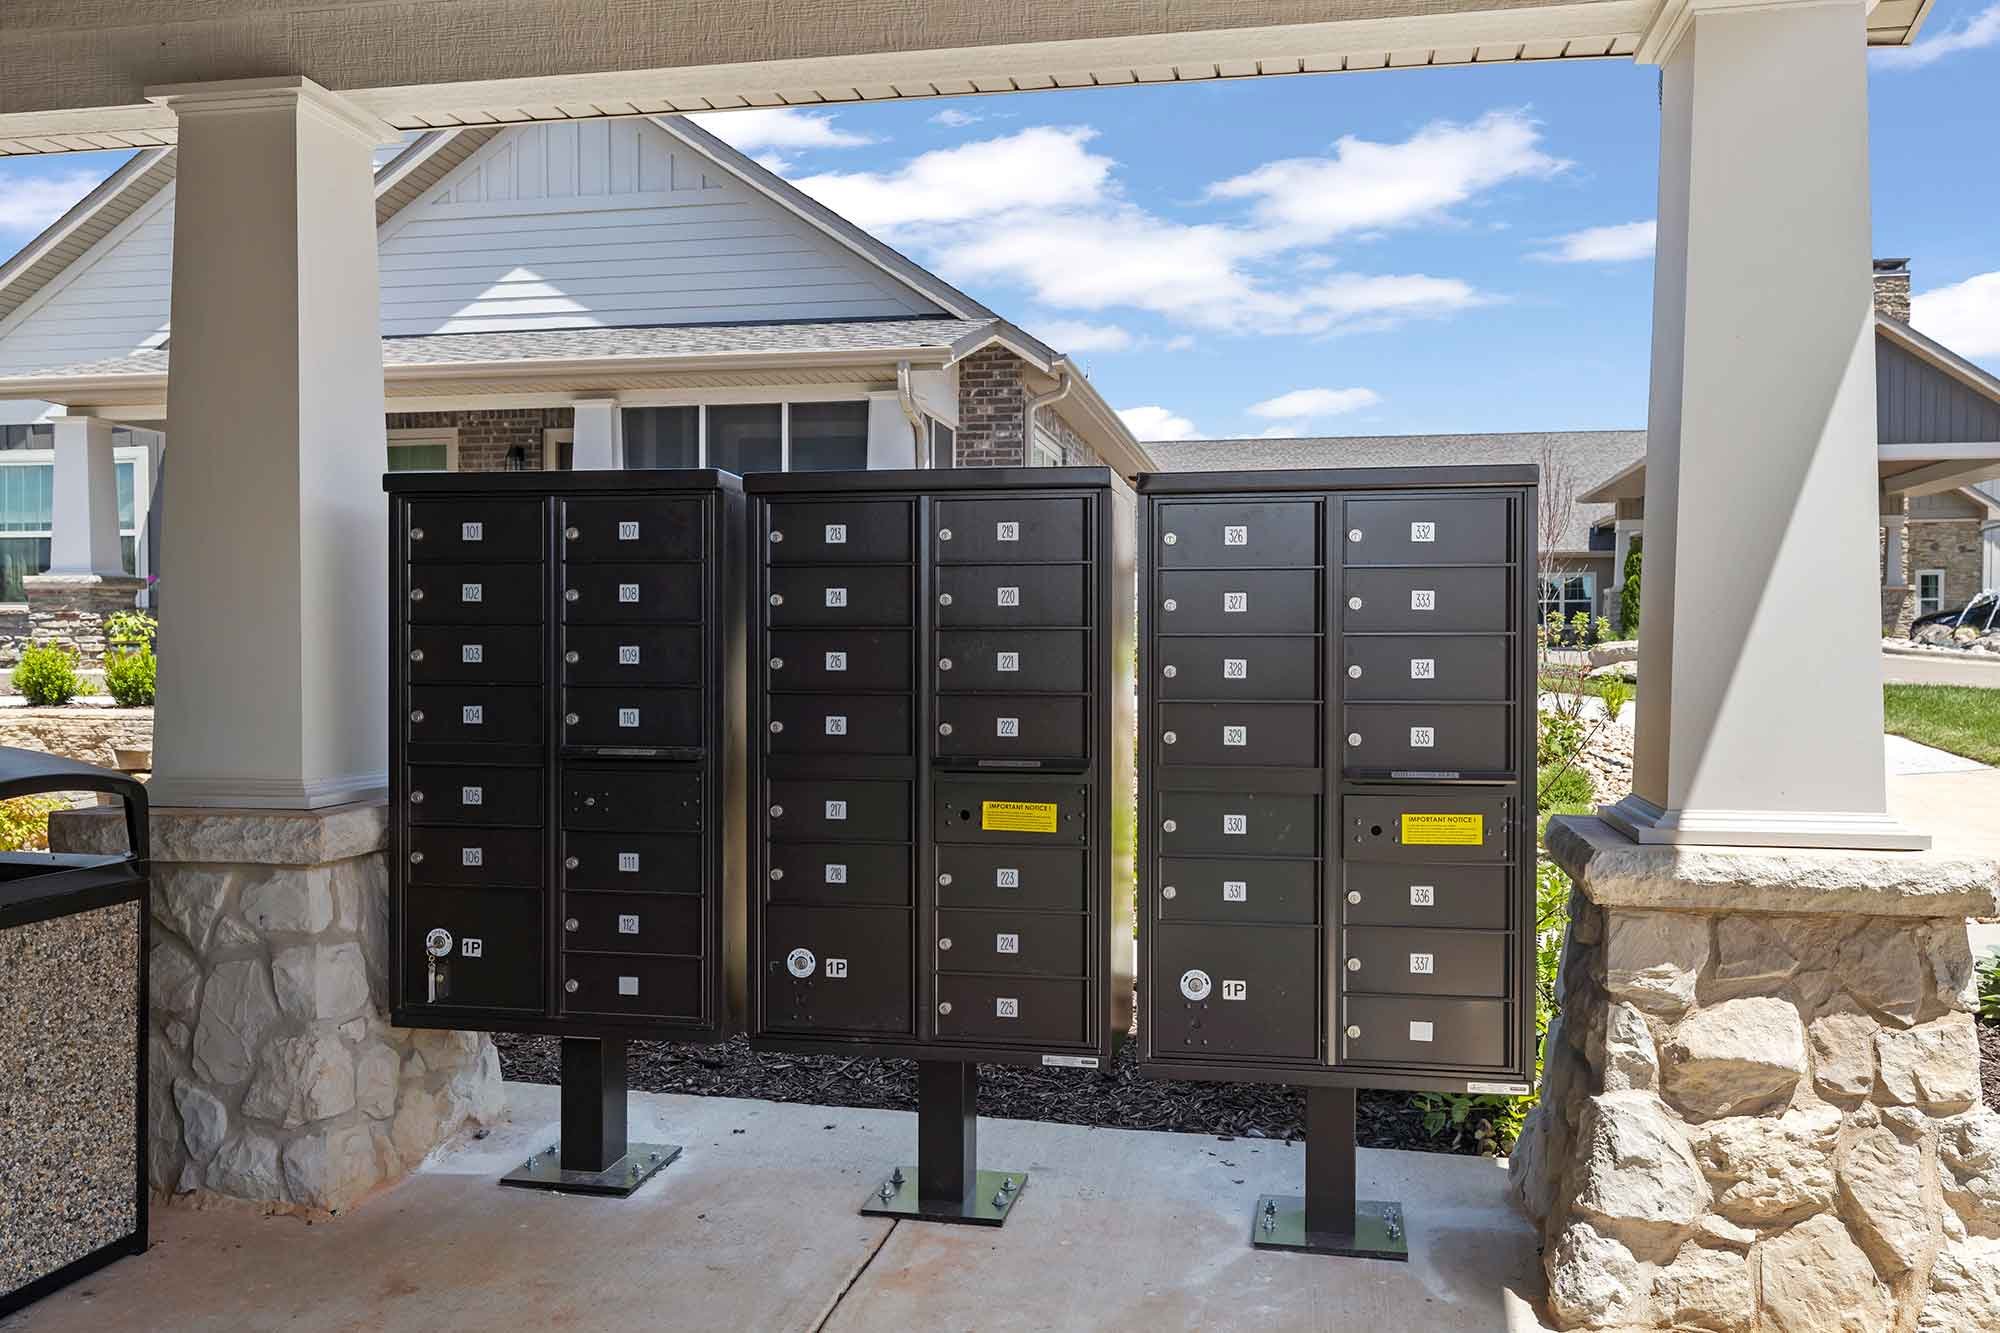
[934,695,1087,762]
[407,828,542,887]
[409,626,543,684]
[563,563,702,624]
[562,955,704,1019]
[936,909,1085,977]
[561,626,702,687]
[408,765,542,827]
[1158,790,1318,857]
[935,565,1086,628]
[767,500,913,563]
[767,630,913,692]
[562,832,703,892]
[1341,495,1512,566]
[403,885,543,1011]
[1344,791,1512,863]
[934,630,1087,693]
[767,566,912,627]
[1155,636,1318,702]
[408,499,543,563]
[766,694,913,757]
[1340,996,1510,1070]
[934,976,1086,1046]
[933,779,1090,846]
[408,686,543,744]
[1341,927,1510,998]
[563,769,703,832]
[1341,703,1512,777]
[564,891,702,954]
[408,565,542,625]
[763,905,913,1034]
[561,496,703,562]
[562,686,702,749]
[1159,702,1319,768]
[1157,569,1319,635]
[1156,499,1319,568]
[1341,567,1510,633]
[1341,635,1509,702]
[766,843,913,906]
[1157,857,1317,925]
[1340,863,1510,930]
[934,497,1088,563]
[769,779,911,843]
[936,846,1087,912]
[1151,923,1317,1061]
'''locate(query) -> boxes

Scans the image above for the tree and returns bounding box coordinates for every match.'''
[1534,439,1582,639]
[1619,537,1642,635]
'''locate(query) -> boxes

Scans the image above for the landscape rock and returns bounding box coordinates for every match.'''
[154,867,232,952]
[1807,1010,1878,1099]
[1755,1213,1894,1333]
[1572,1091,1710,1250]
[1546,1219,1652,1329]
[192,957,280,1086]
[1600,1001,1659,1093]
[281,1124,380,1213]
[149,932,202,1020]
[1588,639,1640,667]
[1605,911,1710,1017]
[242,1033,356,1128]
[1875,1012,1980,1111]
[1650,1242,1753,1333]
[238,866,335,935]
[1937,1110,2000,1235]
[1920,921,1980,1012]
[271,941,371,1023]
[1707,916,1798,994]
[173,1078,228,1165]
[1660,996,1806,1118]
[1836,1124,1935,1278]
[355,1042,401,1120]
[1691,1105,1839,1227]
[1915,1233,2000,1333]
[205,1130,284,1201]
[1836,925,1924,1026]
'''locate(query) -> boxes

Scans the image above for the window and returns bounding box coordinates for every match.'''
[1917,569,1944,617]
[622,401,875,473]
[787,402,869,471]
[622,407,698,468]
[1538,572,1596,628]
[1031,427,1064,469]
[929,418,956,469]
[387,430,457,472]
[705,404,783,474]
[544,428,574,471]
[0,461,53,602]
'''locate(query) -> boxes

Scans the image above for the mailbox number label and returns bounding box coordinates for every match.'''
[996,717,1020,738]
[1223,658,1248,679]
[461,643,484,664]
[1180,969,1213,1001]
[1223,814,1248,835]
[1223,880,1248,902]
[997,586,1021,607]
[996,521,1020,542]
[824,863,847,884]
[1409,1021,1435,1043]
[1223,591,1248,613]
[825,651,847,672]
[1223,725,1247,747]
[824,800,847,820]
[618,583,640,603]
[1410,657,1436,680]
[996,651,1020,673]
[462,705,484,725]
[825,586,848,608]
[617,708,640,728]
[996,867,1020,889]
[1410,953,1435,975]
[461,583,483,603]
[461,938,483,958]
[995,933,1020,955]
[618,976,640,996]
[461,521,483,542]
[1220,979,1248,1001]
[825,714,848,736]
[618,914,640,935]
[617,521,641,541]
[1410,884,1436,907]
[1410,726,1436,748]
[1410,520,1437,543]
[461,786,483,806]
[786,948,817,978]
[824,523,847,544]
[461,847,483,866]
[1410,589,1436,611]
[1224,525,1249,546]
[618,645,642,665]
[995,998,1020,1019]
[825,959,848,979]
[618,853,641,873]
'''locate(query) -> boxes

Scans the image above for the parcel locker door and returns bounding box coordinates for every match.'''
[1157,857,1317,925]
[934,976,1087,1046]
[408,499,543,563]
[935,565,1086,628]
[1341,567,1510,633]
[408,765,542,827]
[1156,637,1318,702]
[764,905,913,1034]
[1156,499,1319,568]
[408,565,542,625]
[934,497,1088,563]
[768,567,912,627]
[409,626,543,685]
[1151,922,1317,1061]
[1340,996,1510,1070]
[934,696,1087,763]
[765,843,913,906]
[407,828,542,887]
[936,910,1085,977]
[562,832,702,892]
[562,626,702,687]
[563,955,703,1020]
[563,686,702,748]
[1342,703,1512,777]
[403,885,543,1011]
[1340,863,1511,930]
[766,694,912,757]
[1157,791,1318,857]
[562,496,703,562]
[564,891,702,955]
[936,846,1088,912]
[768,779,911,842]
[408,686,543,744]
[563,768,703,831]
[1159,702,1319,768]
[1341,635,1509,702]
[1341,495,1512,566]
[933,778,1090,846]
[767,500,913,563]
[1157,570,1319,635]
[767,630,913,692]
[1341,927,1509,998]
[1345,791,1512,863]
[563,564,702,624]
[934,630,1086,693]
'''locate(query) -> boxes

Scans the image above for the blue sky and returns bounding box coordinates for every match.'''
[1,3,1995,443]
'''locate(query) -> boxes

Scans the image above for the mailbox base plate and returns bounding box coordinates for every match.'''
[1249,1194,1408,1261]
[498,1141,682,1197]
[860,1168,1028,1226]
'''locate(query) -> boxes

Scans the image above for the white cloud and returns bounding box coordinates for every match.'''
[1257,423,1310,439]
[1912,271,2000,360]
[1535,220,1656,263]
[687,107,872,153]
[1034,320,1134,353]
[1248,387,1382,419]
[791,127,1112,231]
[1874,4,2000,69]
[930,109,982,128]
[1120,405,1202,441]
[0,168,108,237]
[753,153,793,175]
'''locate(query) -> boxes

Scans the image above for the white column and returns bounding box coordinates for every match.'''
[1604,0,1926,849]
[145,77,394,809]
[572,397,622,469]
[47,414,124,575]
[1881,512,1908,589]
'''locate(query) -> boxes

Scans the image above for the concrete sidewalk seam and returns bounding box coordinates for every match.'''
[813,1218,899,1333]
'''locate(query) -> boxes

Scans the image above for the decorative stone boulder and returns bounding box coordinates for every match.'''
[1588,639,1640,667]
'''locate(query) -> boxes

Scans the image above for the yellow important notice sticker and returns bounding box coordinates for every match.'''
[982,800,1059,834]
[1402,813,1484,846]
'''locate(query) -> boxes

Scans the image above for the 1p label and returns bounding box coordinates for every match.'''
[1220,980,1248,1001]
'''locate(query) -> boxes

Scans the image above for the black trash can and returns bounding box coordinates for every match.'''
[0,748,150,1316]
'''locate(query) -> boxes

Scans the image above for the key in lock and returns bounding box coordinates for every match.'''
[424,927,454,1003]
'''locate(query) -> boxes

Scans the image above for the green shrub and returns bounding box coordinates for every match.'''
[1537,709,1586,768]
[1538,764,1595,812]
[0,794,64,851]
[105,610,158,651]
[1569,610,1591,647]
[104,645,156,707]
[1979,953,1999,1026]
[13,642,83,705]
[1620,539,1642,632]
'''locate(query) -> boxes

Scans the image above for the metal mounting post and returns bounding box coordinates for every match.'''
[499,1037,681,1197]
[860,1060,1027,1225]
[1252,1086,1408,1260]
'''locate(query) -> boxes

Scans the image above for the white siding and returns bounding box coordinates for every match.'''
[0,189,173,374]
[374,120,942,335]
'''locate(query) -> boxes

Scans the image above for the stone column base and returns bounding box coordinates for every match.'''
[51,801,504,1216]
[23,572,146,667]
[1512,816,2000,1331]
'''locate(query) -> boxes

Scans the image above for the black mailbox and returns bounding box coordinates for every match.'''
[387,470,745,1196]
[747,468,1137,1226]
[1136,466,1537,1261]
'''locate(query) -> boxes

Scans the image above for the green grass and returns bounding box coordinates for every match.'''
[1883,684,2000,766]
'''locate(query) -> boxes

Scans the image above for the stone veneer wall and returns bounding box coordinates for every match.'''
[0,704,151,770]
[22,573,146,668]
[386,408,573,472]
[954,347,1028,467]
[1512,819,2000,1331]
[51,803,502,1215]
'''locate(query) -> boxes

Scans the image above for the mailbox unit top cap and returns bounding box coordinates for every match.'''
[384,467,743,495]
[1136,464,1539,495]
[744,464,1123,496]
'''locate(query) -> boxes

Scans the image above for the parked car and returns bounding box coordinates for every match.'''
[1911,590,1998,638]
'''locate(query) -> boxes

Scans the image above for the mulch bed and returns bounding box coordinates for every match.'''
[1982,1020,1999,1114]
[494,1032,1495,1155]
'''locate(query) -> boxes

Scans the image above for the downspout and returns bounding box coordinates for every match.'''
[1023,361,1075,465]
[896,360,929,467]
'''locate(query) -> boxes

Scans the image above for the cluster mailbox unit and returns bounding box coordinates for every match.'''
[1136,466,1538,1259]
[745,467,1136,1224]
[386,469,744,1195]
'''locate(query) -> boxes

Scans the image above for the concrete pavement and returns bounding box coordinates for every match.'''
[4,1083,1550,1333]
[1883,648,2000,687]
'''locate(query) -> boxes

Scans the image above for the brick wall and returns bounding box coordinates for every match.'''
[1908,518,1986,614]
[386,408,573,471]
[1040,408,1102,466]
[953,348,1027,467]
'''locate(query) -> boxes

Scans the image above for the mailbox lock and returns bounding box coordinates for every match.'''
[566,979,580,994]
[1162,665,1177,678]
[409,649,424,663]
[939,528,953,541]
[565,918,579,932]
[1162,532,1177,546]
[1347,596,1363,611]
[1161,885,1177,900]
[1346,958,1362,972]
[1346,732,1363,747]
[939,938,953,951]
[769,594,784,606]
[411,527,425,542]
[768,530,784,543]
[410,790,425,804]
[409,851,424,864]
[566,713,581,726]
[1348,528,1363,542]
[565,589,580,603]
[937,722,954,736]
[770,657,784,670]
[1162,819,1178,833]
[410,709,425,723]
[938,873,953,887]
[770,721,785,734]
[565,651,580,664]
[565,857,580,870]
[1346,1025,1361,1039]
[565,526,580,540]
[1163,598,1178,612]
[769,868,784,881]
[1347,665,1363,678]
[1346,890,1362,905]
[937,1002,953,1016]
[769,804,784,818]
[409,588,425,602]
[938,658,953,671]
[938,593,953,607]
[1163,731,1177,745]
